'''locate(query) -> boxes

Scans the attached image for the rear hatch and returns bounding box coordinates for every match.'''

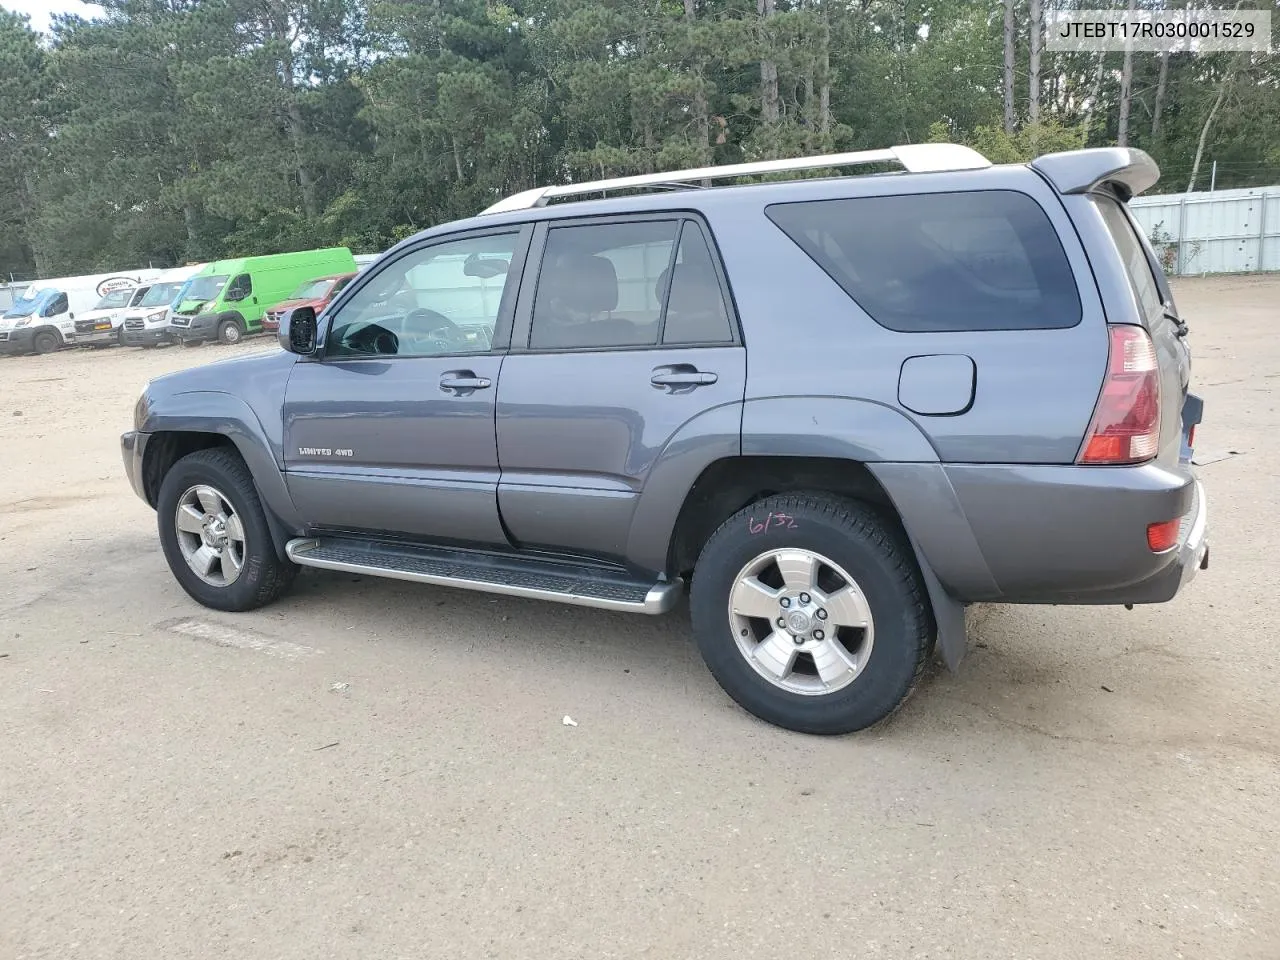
[1091,192,1197,468]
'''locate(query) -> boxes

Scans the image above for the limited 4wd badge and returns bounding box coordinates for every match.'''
[298,447,354,457]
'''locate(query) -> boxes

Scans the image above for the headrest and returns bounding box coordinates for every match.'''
[549,254,618,314]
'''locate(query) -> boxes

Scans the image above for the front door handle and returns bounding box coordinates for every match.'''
[440,371,492,393]
[650,365,718,389]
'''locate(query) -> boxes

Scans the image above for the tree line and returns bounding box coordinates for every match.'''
[1,0,1277,281]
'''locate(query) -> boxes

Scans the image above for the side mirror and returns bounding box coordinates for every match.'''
[278,306,317,356]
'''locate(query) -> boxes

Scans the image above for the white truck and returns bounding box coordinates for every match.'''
[0,270,164,356]
[72,282,156,347]
[120,265,206,348]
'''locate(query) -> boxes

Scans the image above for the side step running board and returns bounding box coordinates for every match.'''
[286,538,683,615]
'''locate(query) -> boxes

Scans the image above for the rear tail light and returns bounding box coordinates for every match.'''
[1147,518,1180,552]
[1079,325,1161,465]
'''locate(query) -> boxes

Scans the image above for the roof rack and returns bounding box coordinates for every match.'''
[481,143,991,215]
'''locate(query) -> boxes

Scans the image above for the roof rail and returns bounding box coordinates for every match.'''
[481,143,991,215]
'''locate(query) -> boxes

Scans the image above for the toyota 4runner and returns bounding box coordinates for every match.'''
[121,144,1208,734]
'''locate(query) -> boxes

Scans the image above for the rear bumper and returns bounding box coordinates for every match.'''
[876,460,1208,606]
[946,461,1207,604]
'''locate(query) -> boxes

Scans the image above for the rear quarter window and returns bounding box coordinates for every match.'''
[1093,195,1166,318]
[765,190,1082,332]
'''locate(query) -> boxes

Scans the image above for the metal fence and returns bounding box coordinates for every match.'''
[1130,186,1280,276]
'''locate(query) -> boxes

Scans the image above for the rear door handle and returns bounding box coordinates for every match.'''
[439,372,492,393]
[650,367,718,389]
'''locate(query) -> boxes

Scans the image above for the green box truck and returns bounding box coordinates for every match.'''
[167,247,357,346]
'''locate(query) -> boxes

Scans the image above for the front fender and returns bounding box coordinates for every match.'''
[140,390,301,530]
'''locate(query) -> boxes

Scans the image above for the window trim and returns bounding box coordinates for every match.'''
[764,188,1084,334]
[509,211,742,355]
[312,223,533,364]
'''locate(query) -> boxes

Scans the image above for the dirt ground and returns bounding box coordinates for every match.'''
[1,275,1277,960]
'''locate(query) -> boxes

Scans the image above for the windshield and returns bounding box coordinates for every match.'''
[182,274,228,302]
[138,281,186,308]
[289,278,336,301]
[3,287,55,319]
[92,288,135,310]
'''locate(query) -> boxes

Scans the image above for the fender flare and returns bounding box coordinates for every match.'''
[140,390,302,555]
[212,311,246,335]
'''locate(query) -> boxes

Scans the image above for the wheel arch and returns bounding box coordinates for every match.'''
[215,311,246,336]
[32,325,64,352]
[665,456,898,578]
[139,392,302,561]
[664,456,988,671]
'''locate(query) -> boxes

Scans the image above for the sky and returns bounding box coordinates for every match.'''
[2,0,104,34]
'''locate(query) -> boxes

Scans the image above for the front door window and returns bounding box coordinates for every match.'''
[326,233,520,359]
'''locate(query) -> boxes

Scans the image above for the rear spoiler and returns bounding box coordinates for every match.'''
[1030,147,1160,201]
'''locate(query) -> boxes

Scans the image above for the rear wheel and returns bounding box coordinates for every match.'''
[156,448,297,611]
[690,493,932,735]
[32,330,59,355]
[218,319,242,344]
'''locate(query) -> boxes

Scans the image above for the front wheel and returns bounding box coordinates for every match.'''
[156,448,297,611]
[690,493,932,735]
[217,319,242,344]
[33,330,60,355]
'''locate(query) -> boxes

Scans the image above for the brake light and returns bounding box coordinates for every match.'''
[1147,518,1180,552]
[1079,325,1161,465]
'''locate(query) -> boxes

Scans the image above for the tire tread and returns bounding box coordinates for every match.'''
[690,491,932,733]
[159,447,296,610]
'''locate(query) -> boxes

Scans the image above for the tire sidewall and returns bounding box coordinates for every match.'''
[218,319,242,344]
[691,498,927,734]
[33,331,59,354]
[156,452,277,611]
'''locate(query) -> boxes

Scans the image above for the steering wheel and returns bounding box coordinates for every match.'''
[406,308,459,337]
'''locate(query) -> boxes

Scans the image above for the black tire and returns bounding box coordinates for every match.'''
[690,492,932,735]
[217,319,243,344]
[181,339,202,349]
[33,330,59,355]
[156,447,297,612]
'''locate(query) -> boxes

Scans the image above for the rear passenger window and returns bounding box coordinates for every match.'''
[766,191,1082,332]
[660,222,734,344]
[1094,196,1165,317]
[530,220,677,350]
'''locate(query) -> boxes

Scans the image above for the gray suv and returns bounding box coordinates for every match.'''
[121,144,1208,734]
